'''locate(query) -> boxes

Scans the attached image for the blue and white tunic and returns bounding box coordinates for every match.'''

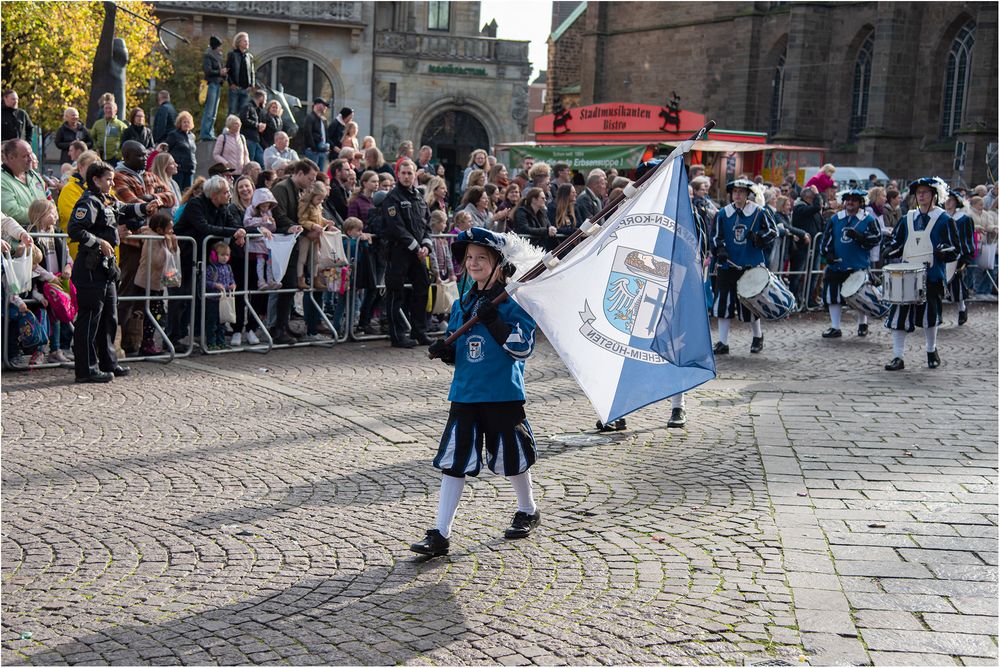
[821,210,881,305]
[711,201,777,321]
[434,286,538,478]
[884,207,958,331]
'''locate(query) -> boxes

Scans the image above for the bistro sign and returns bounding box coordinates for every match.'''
[534,102,707,143]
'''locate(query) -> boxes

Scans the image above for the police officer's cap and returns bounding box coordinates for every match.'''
[726,178,755,193]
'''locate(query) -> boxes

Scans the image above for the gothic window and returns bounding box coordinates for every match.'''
[769,49,786,137]
[940,19,975,138]
[848,32,874,142]
[428,1,450,31]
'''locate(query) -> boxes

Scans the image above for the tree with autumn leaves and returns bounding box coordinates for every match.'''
[1,1,172,134]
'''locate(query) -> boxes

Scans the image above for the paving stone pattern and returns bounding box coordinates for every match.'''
[2,306,997,665]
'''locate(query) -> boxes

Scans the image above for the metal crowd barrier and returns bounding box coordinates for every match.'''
[119,234,197,363]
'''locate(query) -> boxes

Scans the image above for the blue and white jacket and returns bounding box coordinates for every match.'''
[821,210,881,271]
[447,285,536,403]
[712,201,777,268]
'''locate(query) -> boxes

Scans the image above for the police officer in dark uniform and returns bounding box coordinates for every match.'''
[67,161,156,382]
[381,158,433,348]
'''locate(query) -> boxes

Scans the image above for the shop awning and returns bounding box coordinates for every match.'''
[501,143,648,171]
[658,139,827,153]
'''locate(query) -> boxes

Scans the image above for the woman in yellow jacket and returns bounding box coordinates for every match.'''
[57,150,117,261]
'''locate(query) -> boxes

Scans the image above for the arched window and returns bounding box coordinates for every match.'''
[940,19,975,138]
[769,49,786,137]
[848,31,874,142]
[256,56,335,128]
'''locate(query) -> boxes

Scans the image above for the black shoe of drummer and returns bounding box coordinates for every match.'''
[750,336,764,353]
[822,328,842,338]
[667,407,687,428]
[712,341,729,355]
[857,323,869,337]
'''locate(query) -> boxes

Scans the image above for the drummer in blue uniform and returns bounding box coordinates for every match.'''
[883,177,960,371]
[820,189,882,338]
[943,189,976,325]
[413,228,540,558]
[710,178,777,355]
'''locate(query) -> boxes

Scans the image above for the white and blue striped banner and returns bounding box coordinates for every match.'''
[508,156,716,423]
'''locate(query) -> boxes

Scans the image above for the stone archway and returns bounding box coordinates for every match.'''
[419,110,491,207]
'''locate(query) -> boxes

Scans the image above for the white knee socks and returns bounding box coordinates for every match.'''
[858,314,868,325]
[958,299,967,313]
[507,471,537,515]
[717,318,731,345]
[750,319,763,338]
[671,394,685,409]
[892,330,906,358]
[925,325,938,353]
[829,305,842,329]
[436,474,466,538]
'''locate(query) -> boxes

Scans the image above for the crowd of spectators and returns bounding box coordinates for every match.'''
[2,29,998,370]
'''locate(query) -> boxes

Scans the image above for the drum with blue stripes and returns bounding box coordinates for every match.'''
[840,270,889,318]
[736,266,797,321]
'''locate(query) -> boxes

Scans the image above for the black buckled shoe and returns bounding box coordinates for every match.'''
[750,336,764,353]
[927,350,941,369]
[391,338,418,349]
[596,418,627,432]
[822,328,842,338]
[410,529,449,557]
[75,371,113,384]
[884,357,905,371]
[504,510,541,540]
[108,365,130,377]
[667,407,687,428]
[712,341,729,355]
[413,334,433,346]
[958,310,968,325]
[857,323,869,337]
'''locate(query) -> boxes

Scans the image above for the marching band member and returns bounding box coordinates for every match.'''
[820,189,882,338]
[883,178,960,370]
[710,178,777,355]
[944,190,976,325]
[413,228,540,558]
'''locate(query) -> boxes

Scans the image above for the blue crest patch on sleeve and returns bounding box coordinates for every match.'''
[74,208,87,219]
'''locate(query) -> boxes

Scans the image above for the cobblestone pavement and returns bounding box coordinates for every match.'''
[2,303,997,666]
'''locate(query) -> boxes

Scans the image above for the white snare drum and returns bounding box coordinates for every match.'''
[737,266,797,320]
[840,270,889,317]
[882,262,927,304]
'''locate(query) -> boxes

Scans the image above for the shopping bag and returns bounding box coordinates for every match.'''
[198,80,208,106]
[977,241,997,270]
[2,250,33,295]
[265,233,299,282]
[218,289,237,324]
[431,280,459,315]
[161,245,182,288]
[316,229,347,270]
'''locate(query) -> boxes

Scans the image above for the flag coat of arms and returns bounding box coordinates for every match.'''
[508,155,716,423]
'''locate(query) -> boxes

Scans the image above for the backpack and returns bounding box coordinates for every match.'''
[43,281,78,323]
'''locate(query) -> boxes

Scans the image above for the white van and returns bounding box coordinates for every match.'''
[801,166,890,188]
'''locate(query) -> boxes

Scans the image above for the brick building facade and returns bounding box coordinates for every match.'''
[549,2,998,185]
